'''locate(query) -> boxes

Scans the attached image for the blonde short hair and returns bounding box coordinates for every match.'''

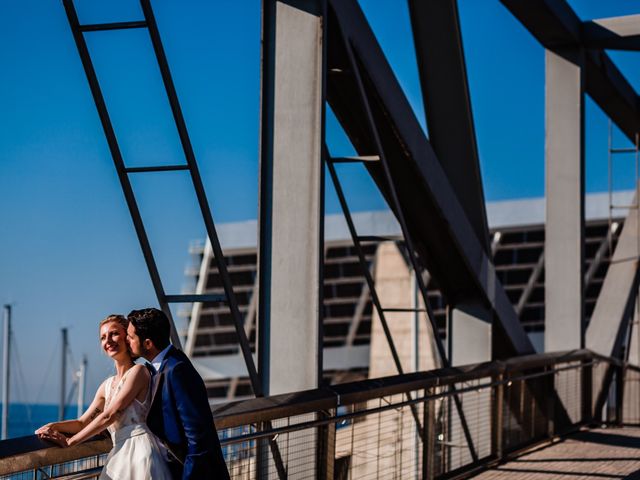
[99,314,128,334]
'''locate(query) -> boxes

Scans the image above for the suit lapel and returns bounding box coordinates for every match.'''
[150,370,164,406]
[150,345,174,407]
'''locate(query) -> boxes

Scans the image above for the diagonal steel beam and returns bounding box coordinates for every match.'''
[491,232,502,257]
[584,222,620,290]
[346,270,371,348]
[500,0,640,144]
[408,0,491,254]
[587,192,640,360]
[582,15,640,51]
[327,0,534,356]
[516,251,544,317]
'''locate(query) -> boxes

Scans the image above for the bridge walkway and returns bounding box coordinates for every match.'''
[475,427,640,479]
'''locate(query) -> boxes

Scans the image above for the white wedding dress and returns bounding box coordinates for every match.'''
[99,370,172,480]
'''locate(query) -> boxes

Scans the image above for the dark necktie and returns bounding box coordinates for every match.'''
[146,362,157,376]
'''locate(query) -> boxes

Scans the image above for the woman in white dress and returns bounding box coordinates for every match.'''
[35,315,172,480]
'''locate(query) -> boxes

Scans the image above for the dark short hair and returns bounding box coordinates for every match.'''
[127,308,171,350]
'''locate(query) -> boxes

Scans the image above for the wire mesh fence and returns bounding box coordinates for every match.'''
[215,352,615,479]
[623,365,640,425]
[0,452,106,480]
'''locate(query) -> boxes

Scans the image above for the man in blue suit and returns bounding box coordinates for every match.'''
[126,308,230,480]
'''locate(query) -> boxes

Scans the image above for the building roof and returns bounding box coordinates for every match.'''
[184,190,633,401]
[213,190,633,250]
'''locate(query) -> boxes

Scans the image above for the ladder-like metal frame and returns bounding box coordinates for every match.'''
[594,123,640,421]
[325,27,478,461]
[62,0,261,396]
[607,120,639,262]
[608,125,640,366]
[605,122,640,421]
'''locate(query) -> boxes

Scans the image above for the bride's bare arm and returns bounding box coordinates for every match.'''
[35,380,107,436]
[65,365,150,447]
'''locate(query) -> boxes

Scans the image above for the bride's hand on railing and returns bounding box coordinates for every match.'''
[37,429,70,448]
[35,423,56,435]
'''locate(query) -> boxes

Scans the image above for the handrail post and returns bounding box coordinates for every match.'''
[616,364,625,425]
[422,388,436,480]
[546,367,555,438]
[317,408,336,480]
[581,358,593,425]
[256,422,268,480]
[492,372,504,461]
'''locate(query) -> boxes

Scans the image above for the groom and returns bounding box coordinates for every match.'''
[126,308,230,480]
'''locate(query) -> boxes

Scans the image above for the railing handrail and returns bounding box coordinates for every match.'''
[214,348,595,426]
[0,435,110,476]
[0,348,635,477]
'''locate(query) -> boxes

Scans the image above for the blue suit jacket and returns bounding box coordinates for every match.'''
[146,346,229,480]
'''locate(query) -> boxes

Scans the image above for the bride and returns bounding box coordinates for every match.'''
[36,315,171,480]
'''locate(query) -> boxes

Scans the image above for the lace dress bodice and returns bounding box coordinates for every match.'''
[104,369,151,436]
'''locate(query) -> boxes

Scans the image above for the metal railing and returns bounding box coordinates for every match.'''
[1,349,638,479]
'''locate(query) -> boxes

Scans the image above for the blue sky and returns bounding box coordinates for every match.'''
[1,0,639,409]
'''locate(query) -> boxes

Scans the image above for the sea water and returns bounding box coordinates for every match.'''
[2,403,84,439]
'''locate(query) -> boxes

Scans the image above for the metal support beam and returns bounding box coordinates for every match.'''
[582,15,640,51]
[244,274,259,339]
[587,189,640,359]
[65,0,262,386]
[584,222,619,289]
[63,0,182,349]
[345,275,371,347]
[408,0,490,253]
[327,0,534,357]
[332,17,478,457]
[491,231,502,257]
[258,0,326,396]
[501,0,640,144]
[226,377,239,401]
[544,47,585,352]
[517,251,544,317]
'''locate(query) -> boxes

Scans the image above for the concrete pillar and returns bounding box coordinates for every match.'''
[257,0,325,396]
[256,2,326,477]
[450,302,492,366]
[544,47,585,352]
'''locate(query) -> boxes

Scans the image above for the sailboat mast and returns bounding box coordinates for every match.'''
[2,305,10,440]
[59,328,68,421]
[77,355,87,417]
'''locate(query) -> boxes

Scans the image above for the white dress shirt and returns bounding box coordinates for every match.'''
[150,344,172,374]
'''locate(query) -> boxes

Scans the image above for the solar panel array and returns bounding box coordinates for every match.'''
[183,217,622,400]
